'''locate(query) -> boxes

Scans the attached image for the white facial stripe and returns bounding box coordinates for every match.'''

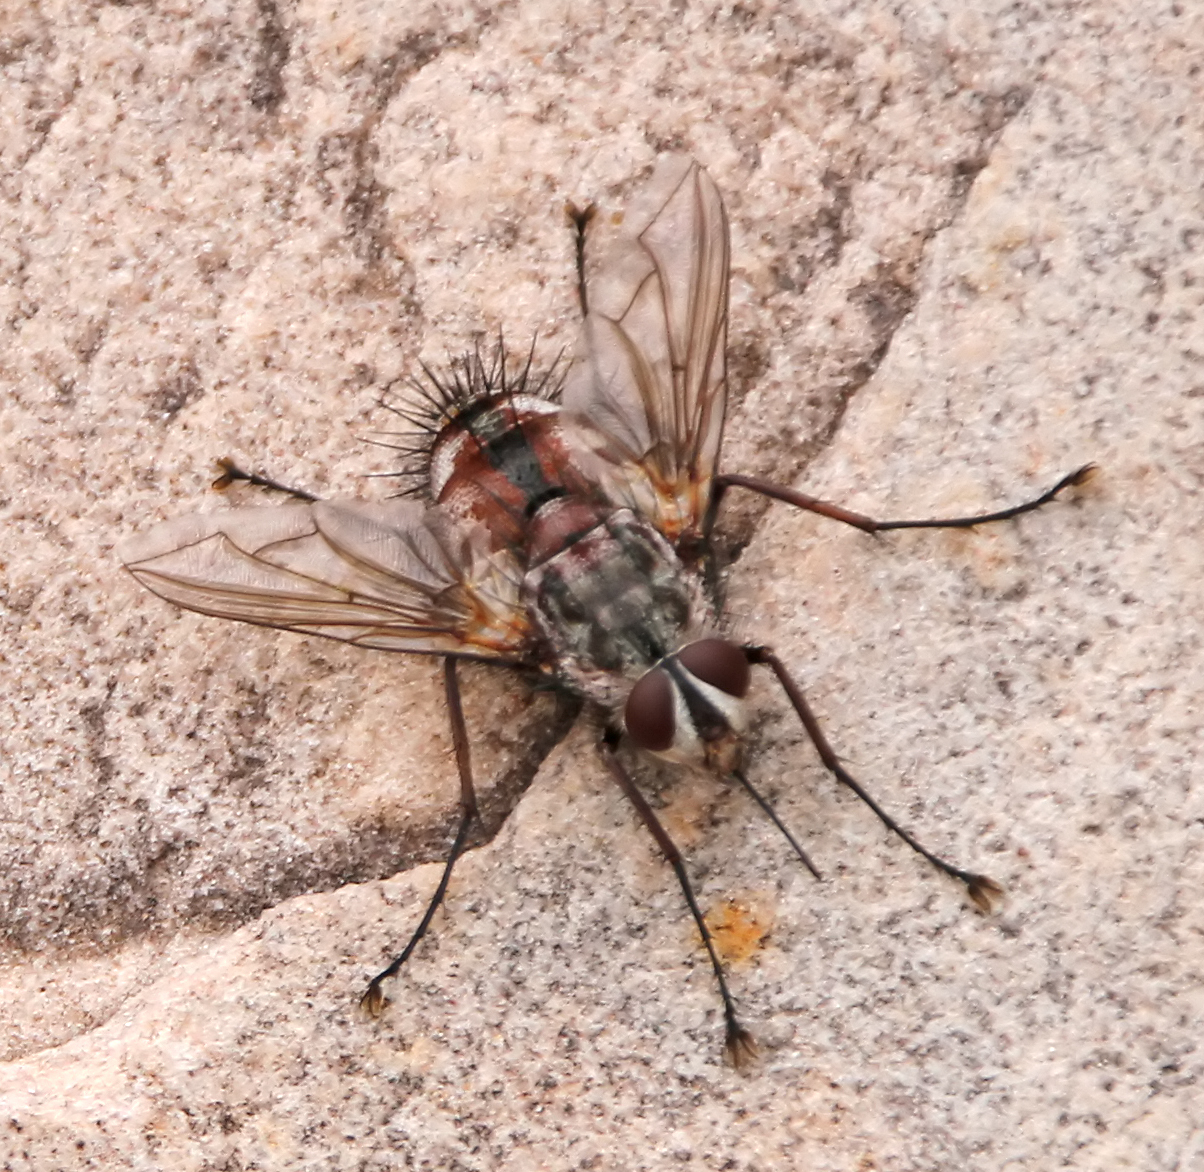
[654,661,747,763]
[682,669,748,735]
[668,675,701,760]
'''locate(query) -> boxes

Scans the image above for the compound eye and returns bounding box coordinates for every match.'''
[624,667,676,752]
[677,638,750,698]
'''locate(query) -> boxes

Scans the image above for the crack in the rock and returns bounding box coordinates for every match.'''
[1,678,582,957]
[6,73,81,192]
[816,84,1035,440]
[315,30,475,304]
[249,0,291,113]
[719,83,1036,565]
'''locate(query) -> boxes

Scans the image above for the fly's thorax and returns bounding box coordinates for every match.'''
[624,637,751,771]
[430,394,590,550]
[524,509,713,707]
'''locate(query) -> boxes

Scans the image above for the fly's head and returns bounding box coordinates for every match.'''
[623,637,751,774]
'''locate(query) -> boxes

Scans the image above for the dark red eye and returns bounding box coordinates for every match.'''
[624,667,676,752]
[677,638,750,698]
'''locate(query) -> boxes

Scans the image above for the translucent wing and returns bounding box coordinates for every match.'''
[120,499,530,658]
[564,156,730,542]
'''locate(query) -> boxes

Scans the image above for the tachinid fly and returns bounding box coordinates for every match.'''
[122,158,1094,1063]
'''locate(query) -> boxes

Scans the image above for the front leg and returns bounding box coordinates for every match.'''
[746,645,1003,913]
[598,728,757,1067]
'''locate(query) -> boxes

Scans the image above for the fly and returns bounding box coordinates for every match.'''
[121,158,1094,1063]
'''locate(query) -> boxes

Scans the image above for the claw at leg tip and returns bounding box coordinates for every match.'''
[725,1025,758,1069]
[360,983,387,1017]
[968,875,1005,913]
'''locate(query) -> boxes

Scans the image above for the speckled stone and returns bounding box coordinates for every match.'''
[2,2,1200,1169]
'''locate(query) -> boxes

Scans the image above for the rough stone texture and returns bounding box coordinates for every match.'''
[1,1,1200,1168]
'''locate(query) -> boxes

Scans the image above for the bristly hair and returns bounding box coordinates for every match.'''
[367,334,566,499]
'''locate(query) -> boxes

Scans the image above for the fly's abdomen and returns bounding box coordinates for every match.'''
[431,394,593,552]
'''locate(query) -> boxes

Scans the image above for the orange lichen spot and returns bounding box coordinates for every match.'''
[705,895,774,965]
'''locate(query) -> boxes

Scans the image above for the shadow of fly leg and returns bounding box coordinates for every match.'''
[708,464,1096,535]
[745,646,1003,912]
[361,657,480,1015]
[211,457,320,502]
[599,728,757,1067]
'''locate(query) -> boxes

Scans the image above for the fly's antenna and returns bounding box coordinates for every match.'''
[729,769,821,881]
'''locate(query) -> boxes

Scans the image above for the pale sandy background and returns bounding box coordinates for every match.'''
[2,1,1201,1168]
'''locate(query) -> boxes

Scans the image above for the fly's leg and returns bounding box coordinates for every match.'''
[600,729,757,1067]
[565,200,597,318]
[212,457,320,502]
[362,657,479,1015]
[706,468,1095,896]
[745,646,1002,913]
[708,464,1096,535]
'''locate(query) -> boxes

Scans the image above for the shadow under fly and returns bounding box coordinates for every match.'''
[122,156,1094,1064]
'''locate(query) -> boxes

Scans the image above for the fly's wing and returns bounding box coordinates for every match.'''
[563,156,730,543]
[120,499,530,659]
